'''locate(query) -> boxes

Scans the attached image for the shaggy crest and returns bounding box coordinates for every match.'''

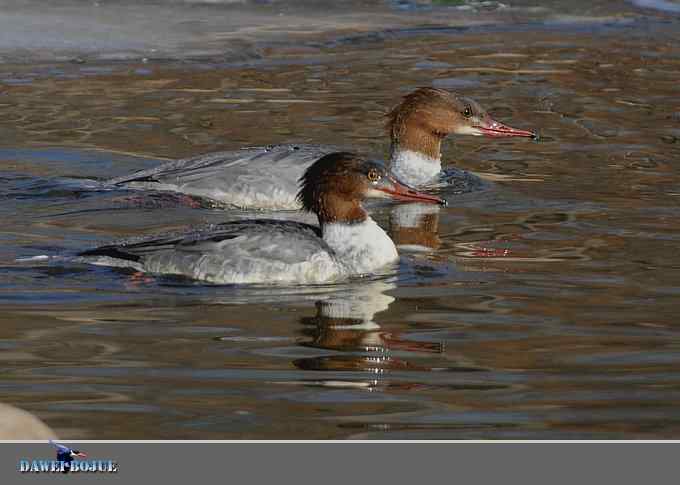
[297,152,387,224]
[298,152,355,212]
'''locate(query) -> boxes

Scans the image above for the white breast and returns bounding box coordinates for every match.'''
[322,218,398,276]
[390,149,442,187]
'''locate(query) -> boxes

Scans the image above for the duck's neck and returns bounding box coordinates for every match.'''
[321,216,398,276]
[389,126,443,186]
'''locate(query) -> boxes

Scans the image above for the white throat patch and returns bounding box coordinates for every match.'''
[390,149,441,187]
[323,218,398,276]
[453,125,483,136]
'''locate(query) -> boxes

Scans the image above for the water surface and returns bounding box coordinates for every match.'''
[1,0,680,439]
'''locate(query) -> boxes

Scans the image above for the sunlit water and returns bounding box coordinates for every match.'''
[1,0,680,439]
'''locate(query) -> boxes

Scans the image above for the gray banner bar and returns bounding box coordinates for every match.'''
[1,442,678,485]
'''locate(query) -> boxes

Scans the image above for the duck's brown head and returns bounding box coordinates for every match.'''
[386,87,535,160]
[297,152,444,225]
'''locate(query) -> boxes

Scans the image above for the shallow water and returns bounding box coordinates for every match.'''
[2,1,680,439]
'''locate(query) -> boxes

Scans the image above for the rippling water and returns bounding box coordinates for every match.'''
[1,0,680,439]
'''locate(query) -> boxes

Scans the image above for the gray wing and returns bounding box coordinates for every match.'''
[81,220,344,284]
[108,144,338,210]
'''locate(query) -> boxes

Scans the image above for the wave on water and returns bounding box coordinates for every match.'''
[630,0,680,13]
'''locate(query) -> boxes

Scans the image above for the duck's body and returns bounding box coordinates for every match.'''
[109,88,534,210]
[83,153,443,284]
[81,218,395,285]
[108,144,335,210]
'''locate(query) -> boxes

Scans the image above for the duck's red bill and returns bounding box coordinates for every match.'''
[378,177,446,206]
[478,119,536,138]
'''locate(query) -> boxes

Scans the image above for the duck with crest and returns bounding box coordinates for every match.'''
[82,153,444,284]
[108,87,535,210]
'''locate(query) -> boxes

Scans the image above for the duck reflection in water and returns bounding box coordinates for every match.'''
[294,281,443,384]
[388,203,442,252]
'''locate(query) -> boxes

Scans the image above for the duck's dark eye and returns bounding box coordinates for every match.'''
[367,169,381,183]
[462,106,473,118]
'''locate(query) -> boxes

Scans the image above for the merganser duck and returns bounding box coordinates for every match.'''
[108,88,534,210]
[386,87,535,186]
[81,153,444,284]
